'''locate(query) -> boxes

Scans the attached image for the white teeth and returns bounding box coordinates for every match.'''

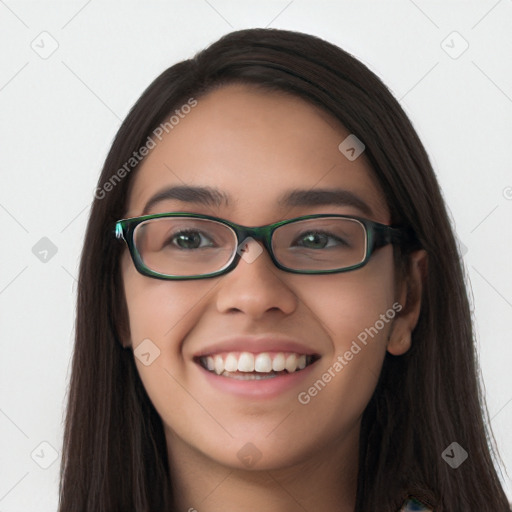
[199,351,314,375]
[214,355,224,375]
[272,353,286,371]
[224,353,238,372]
[285,354,298,373]
[254,353,272,372]
[238,352,254,372]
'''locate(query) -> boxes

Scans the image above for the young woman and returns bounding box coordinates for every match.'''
[58,28,511,511]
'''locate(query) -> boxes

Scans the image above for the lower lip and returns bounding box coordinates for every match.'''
[195,361,318,399]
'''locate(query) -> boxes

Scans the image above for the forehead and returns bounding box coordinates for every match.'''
[124,84,390,223]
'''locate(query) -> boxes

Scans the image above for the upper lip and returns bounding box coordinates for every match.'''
[193,335,320,358]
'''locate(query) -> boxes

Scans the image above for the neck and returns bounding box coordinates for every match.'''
[165,425,359,512]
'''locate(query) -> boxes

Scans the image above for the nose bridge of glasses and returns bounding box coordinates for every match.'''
[233,224,274,259]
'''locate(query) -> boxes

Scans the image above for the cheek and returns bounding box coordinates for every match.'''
[121,269,202,413]
[296,248,397,411]
[121,249,201,349]
[308,246,397,346]
[120,259,205,402]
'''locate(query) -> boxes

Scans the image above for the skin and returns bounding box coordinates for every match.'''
[120,83,427,512]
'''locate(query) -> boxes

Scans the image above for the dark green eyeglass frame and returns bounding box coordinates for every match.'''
[114,212,418,281]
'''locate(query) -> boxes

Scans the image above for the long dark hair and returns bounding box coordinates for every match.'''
[58,28,510,511]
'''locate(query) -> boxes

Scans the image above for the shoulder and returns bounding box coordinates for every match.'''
[399,497,433,511]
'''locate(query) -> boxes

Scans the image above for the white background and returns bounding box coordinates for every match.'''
[1,1,511,510]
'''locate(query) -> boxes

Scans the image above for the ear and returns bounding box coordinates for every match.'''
[116,321,133,349]
[387,249,428,356]
[118,317,133,349]
[115,286,133,349]
[121,336,133,349]
[115,253,134,349]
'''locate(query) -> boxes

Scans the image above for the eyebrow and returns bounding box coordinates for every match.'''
[141,185,374,217]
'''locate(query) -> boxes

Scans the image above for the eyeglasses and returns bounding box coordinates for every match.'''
[114,212,417,280]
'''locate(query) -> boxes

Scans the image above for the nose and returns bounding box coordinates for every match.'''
[214,237,298,318]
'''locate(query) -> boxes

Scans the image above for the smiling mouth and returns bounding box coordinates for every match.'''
[195,351,320,380]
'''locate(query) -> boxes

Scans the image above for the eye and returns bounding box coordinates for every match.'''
[293,230,351,250]
[166,229,216,250]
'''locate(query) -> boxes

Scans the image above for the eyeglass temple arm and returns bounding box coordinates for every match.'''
[114,222,130,243]
[372,224,420,250]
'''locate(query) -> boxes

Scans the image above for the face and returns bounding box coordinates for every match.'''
[120,83,407,473]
